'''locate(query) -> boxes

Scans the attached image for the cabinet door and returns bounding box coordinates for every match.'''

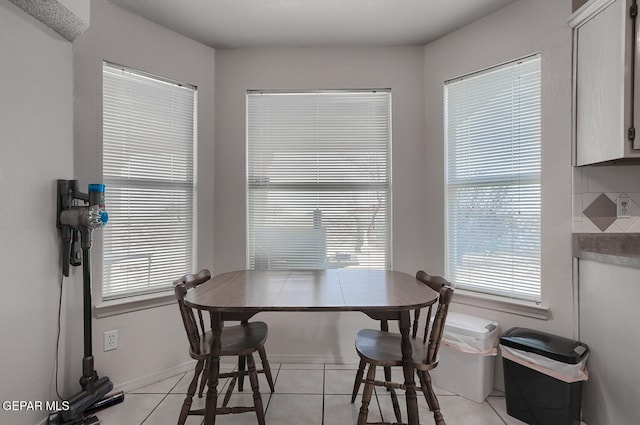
[574,0,628,165]
[579,259,640,425]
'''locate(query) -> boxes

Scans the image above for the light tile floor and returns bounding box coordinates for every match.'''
[93,363,527,425]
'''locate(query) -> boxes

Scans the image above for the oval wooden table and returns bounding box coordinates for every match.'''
[184,269,439,425]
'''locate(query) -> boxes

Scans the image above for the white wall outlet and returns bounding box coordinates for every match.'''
[104,330,118,351]
[617,194,631,218]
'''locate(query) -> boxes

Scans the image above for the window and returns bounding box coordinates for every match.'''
[102,62,196,300]
[445,55,541,302]
[247,90,391,270]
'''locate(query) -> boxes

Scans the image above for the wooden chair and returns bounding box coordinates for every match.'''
[350,271,454,425]
[174,269,275,425]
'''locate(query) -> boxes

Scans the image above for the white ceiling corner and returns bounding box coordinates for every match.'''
[106,0,519,49]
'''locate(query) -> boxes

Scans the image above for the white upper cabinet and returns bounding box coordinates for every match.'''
[569,0,640,165]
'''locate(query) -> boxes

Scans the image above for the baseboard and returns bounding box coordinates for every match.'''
[111,360,197,394]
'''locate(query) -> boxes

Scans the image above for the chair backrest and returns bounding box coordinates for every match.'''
[174,269,212,356]
[178,269,211,290]
[414,270,454,365]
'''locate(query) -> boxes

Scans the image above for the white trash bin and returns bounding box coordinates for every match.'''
[431,312,500,402]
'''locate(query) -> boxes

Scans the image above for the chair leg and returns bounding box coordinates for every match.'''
[357,364,376,425]
[385,366,401,423]
[178,359,205,425]
[222,371,238,408]
[384,366,392,389]
[389,385,402,424]
[257,346,275,392]
[418,370,445,425]
[198,358,208,398]
[238,354,246,392]
[351,358,366,403]
[246,353,266,425]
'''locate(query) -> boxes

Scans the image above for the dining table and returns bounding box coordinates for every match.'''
[184,268,439,425]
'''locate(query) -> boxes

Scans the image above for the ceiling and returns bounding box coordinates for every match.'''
[106,0,519,49]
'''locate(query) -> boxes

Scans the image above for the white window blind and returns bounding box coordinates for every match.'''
[247,90,391,270]
[445,55,541,302]
[102,62,196,300]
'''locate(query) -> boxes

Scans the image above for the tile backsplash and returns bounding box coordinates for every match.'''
[573,164,640,233]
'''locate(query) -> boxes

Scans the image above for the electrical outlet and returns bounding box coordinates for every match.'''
[617,194,631,218]
[104,330,118,351]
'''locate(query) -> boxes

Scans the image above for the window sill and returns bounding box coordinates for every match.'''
[94,291,176,318]
[452,289,551,320]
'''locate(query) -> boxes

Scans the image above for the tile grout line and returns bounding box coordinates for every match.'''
[139,372,187,425]
[321,363,326,425]
[486,396,510,425]
[263,362,281,415]
[373,387,384,423]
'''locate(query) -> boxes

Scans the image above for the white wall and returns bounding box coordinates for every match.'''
[72,0,215,392]
[214,47,428,362]
[0,2,74,424]
[423,0,575,388]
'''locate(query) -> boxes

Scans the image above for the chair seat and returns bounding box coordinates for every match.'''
[355,328,438,372]
[192,321,269,359]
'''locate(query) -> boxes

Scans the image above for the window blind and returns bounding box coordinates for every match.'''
[445,55,541,302]
[102,62,196,300]
[247,90,391,270]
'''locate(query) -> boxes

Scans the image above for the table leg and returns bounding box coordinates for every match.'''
[204,312,222,425]
[380,320,392,385]
[399,310,419,425]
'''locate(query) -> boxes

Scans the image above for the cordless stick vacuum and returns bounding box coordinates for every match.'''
[50,180,124,425]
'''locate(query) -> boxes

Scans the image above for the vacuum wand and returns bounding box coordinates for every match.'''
[58,183,107,368]
[53,181,122,425]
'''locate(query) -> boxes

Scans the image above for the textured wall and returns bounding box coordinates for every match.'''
[8,0,88,41]
[0,2,74,424]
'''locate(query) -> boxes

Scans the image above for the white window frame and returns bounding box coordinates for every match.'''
[101,62,197,302]
[445,54,542,303]
[246,90,392,271]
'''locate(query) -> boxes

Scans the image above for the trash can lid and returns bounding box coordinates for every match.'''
[499,327,589,364]
[444,312,499,339]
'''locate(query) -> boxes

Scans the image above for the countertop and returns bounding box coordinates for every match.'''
[573,233,640,267]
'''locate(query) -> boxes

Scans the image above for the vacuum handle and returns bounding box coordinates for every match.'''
[70,230,82,267]
[57,180,108,273]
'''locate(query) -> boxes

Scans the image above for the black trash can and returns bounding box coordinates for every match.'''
[499,328,589,425]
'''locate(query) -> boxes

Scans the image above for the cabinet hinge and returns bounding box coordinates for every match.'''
[632,2,638,18]
[629,127,636,141]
